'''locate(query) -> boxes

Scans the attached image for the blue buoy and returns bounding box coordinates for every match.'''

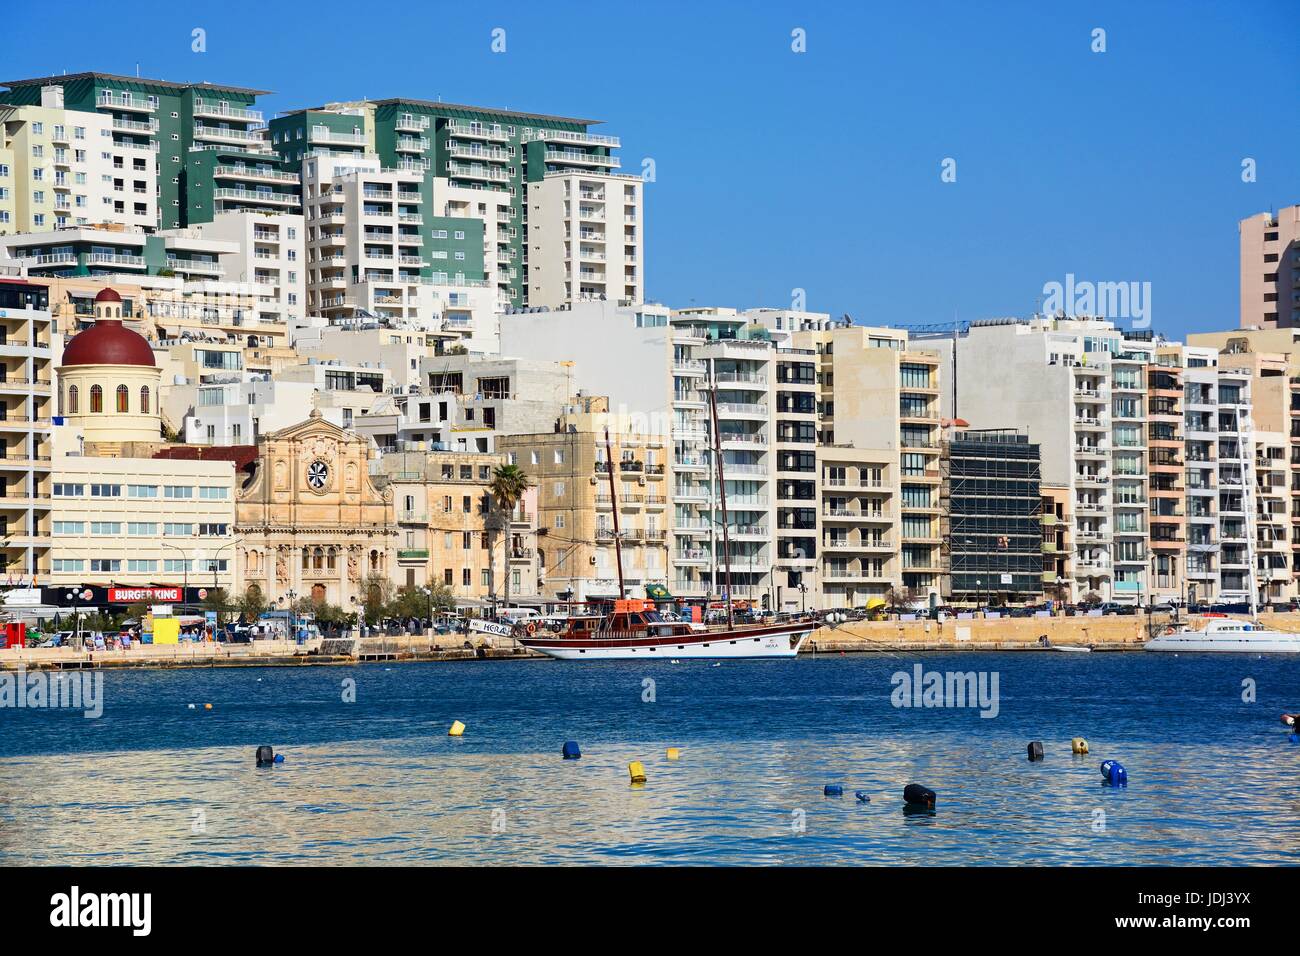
[824,784,843,797]
[562,740,582,760]
[1100,759,1128,786]
[274,753,285,763]
[1289,733,1300,745]
[854,791,870,803]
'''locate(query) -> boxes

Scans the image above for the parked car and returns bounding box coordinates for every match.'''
[1097,602,1138,616]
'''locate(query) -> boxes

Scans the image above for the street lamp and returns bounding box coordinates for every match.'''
[161,542,189,608]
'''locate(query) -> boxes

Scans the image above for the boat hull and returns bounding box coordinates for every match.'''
[520,623,814,660]
[1145,632,1300,653]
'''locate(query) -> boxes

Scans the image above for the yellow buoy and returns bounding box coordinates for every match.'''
[628,760,647,783]
[448,720,465,737]
[666,748,682,760]
[1071,737,1089,755]
[203,703,213,711]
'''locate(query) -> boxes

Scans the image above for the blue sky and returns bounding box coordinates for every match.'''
[6,0,1297,339]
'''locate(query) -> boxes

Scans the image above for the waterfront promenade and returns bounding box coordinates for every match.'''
[5,611,1298,670]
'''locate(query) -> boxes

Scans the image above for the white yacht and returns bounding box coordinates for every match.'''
[1145,617,1300,653]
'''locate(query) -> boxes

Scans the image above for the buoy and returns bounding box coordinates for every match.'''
[203,703,213,711]
[904,784,936,809]
[255,745,275,767]
[274,754,285,763]
[824,784,843,796]
[448,720,465,737]
[1071,737,1089,755]
[562,741,582,759]
[666,747,681,760]
[854,791,871,803]
[187,703,196,710]
[628,761,647,784]
[1290,733,1300,745]
[1100,760,1128,786]
[1027,741,1044,761]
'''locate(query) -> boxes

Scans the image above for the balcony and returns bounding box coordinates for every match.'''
[194,100,264,123]
[193,124,264,144]
[309,126,366,145]
[98,91,156,112]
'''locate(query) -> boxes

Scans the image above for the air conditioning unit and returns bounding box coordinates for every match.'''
[590,476,598,485]
[637,476,646,486]
[589,555,598,565]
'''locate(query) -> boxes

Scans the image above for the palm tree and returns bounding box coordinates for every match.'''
[488,464,532,619]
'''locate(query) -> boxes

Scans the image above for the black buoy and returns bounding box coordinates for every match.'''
[903,784,936,810]
[255,745,275,767]
[1027,741,1044,762]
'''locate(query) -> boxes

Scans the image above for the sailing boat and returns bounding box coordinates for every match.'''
[519,403,816,661]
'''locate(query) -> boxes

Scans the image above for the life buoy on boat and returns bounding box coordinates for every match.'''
[525,622,537,635]
[1163,625,1177,636]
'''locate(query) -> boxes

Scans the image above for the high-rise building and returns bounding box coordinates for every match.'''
[0,73,288,230]
[0,277,53,580]
[272,99,632,308]
[0,91,157,234]
[940,429,1044,605]
[1239,205,1300,329]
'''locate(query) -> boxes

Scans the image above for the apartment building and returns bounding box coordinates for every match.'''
[1041,485,1072,602]
[0,278,53,579]
[272,99,628,309]
[817,445,898,608]
[1147,346,1186,603]
[374,449,538,601]
[1239,205,1300,329]
[188,211,305,330]
[797,324,943,603]
[1,73,283,230]
[0,224,236,283]
[940,430,1044,606]
[0,90,157,234]
[498,409,668,602]
[293,318,466,391]
[300,152,495,325]
[526,169,644,307]
[180,377,342,447]
[933,317,1137,602]
[48,455,236,590]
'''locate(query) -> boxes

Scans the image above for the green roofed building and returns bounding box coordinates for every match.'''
[0,72,298,230]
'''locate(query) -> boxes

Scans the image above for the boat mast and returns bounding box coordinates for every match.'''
[707,382,735,631]
[604,426,626,599]
[1237,405,1259,619]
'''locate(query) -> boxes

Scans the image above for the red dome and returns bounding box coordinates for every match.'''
[61,319,156,368]
[94,287,122,303]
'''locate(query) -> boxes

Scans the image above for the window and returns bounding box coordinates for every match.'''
[128,522,158,536]
[90,484,122,497]
[90,559,121,573]
[53,483,84,497]
[140,386,150,413]
[90,521,122,535]
[53,521,85,535]
[90,384,103,412]
[129,484,158,498]
[164,559,190,573]
[116,384,129,412]
[53,559,85,573]
[198,523,229,536]
[165,485,194,499]
[127,559,157,573]
[164,523,193,536]
[199,486,228,500]
[66,384,78,413]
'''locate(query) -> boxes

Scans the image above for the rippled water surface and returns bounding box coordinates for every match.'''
[1,653,1298,865]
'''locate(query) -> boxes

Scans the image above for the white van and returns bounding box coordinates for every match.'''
[496,606,541,623]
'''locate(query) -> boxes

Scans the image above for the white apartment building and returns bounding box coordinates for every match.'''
[187,211,305,330]
[48,455,236,590]
[0,278,54,580]
[526,169,643,308]
[181,376,344,446]
[0,88,158,235]
[355,353,574,455]
[302,153,496,330]
[936,317,1135,603]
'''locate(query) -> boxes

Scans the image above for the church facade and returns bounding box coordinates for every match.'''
[235,411,395,610]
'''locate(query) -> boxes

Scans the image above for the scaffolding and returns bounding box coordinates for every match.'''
[940,429,1044,605]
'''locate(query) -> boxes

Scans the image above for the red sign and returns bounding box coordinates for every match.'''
[108,587,183,603]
